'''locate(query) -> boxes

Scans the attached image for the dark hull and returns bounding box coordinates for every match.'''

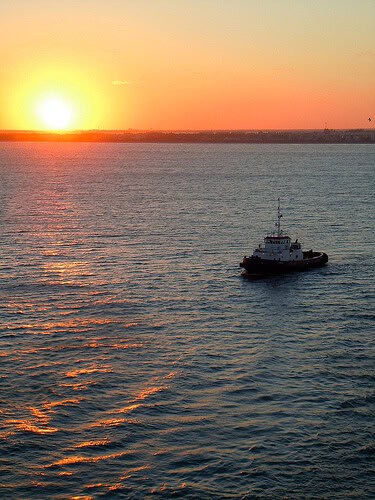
[240,252,328,275]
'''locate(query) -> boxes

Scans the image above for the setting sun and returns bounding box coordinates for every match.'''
[4,61,107,131]
[36,95,75,130]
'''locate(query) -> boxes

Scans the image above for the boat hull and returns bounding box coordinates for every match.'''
[240,252,328,275]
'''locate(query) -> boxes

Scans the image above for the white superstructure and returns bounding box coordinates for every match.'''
[252,199,303,262]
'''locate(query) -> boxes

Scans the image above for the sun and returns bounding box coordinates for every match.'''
[8,63,109,130]
[36,95,75,130]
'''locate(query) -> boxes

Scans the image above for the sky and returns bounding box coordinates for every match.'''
[1,0,374,130]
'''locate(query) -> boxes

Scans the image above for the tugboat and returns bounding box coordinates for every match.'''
[240,199,328,275]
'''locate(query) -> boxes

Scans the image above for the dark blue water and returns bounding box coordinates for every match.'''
[0,142,374,499]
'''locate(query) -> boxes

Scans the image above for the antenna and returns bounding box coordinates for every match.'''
[277,198,283,236]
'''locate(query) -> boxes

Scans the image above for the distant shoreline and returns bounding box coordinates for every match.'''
[0,129,374,144]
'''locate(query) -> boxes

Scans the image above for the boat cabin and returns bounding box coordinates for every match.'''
[253,235,303,262]
[264,235,290,250]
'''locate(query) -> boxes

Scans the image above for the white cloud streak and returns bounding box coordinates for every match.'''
[112,80,141,86]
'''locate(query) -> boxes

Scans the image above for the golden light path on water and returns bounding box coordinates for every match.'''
[0,162,175,476]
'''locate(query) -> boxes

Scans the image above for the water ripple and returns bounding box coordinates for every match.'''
[0,143,374,499]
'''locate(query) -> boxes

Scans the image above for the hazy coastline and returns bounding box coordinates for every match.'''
[1,129,374,144]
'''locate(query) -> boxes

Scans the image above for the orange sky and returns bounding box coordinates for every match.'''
[1,0,374,130]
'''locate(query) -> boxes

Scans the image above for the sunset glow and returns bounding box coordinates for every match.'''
[36,95,75,130]
[1,1,374,130]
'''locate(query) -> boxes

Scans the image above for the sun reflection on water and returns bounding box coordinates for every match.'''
[65,366,113,378]
[46,450,129,468]
[134,386,165,401]
[7,419,58,435]
[44,398,82,409]
[118,403,142,414]
[88,416,138,429]
[1,151,188,497]
[74,439,111,449]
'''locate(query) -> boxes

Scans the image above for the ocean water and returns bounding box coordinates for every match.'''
[0,142,374,499]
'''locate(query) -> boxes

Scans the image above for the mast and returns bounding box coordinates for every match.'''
[276,198,282,236]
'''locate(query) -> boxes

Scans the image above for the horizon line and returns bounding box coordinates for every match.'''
[1,127,374,134]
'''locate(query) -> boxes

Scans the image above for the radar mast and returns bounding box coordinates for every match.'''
[276,198,282,236]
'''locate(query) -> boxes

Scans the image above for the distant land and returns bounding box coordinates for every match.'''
[0,129,374,144]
